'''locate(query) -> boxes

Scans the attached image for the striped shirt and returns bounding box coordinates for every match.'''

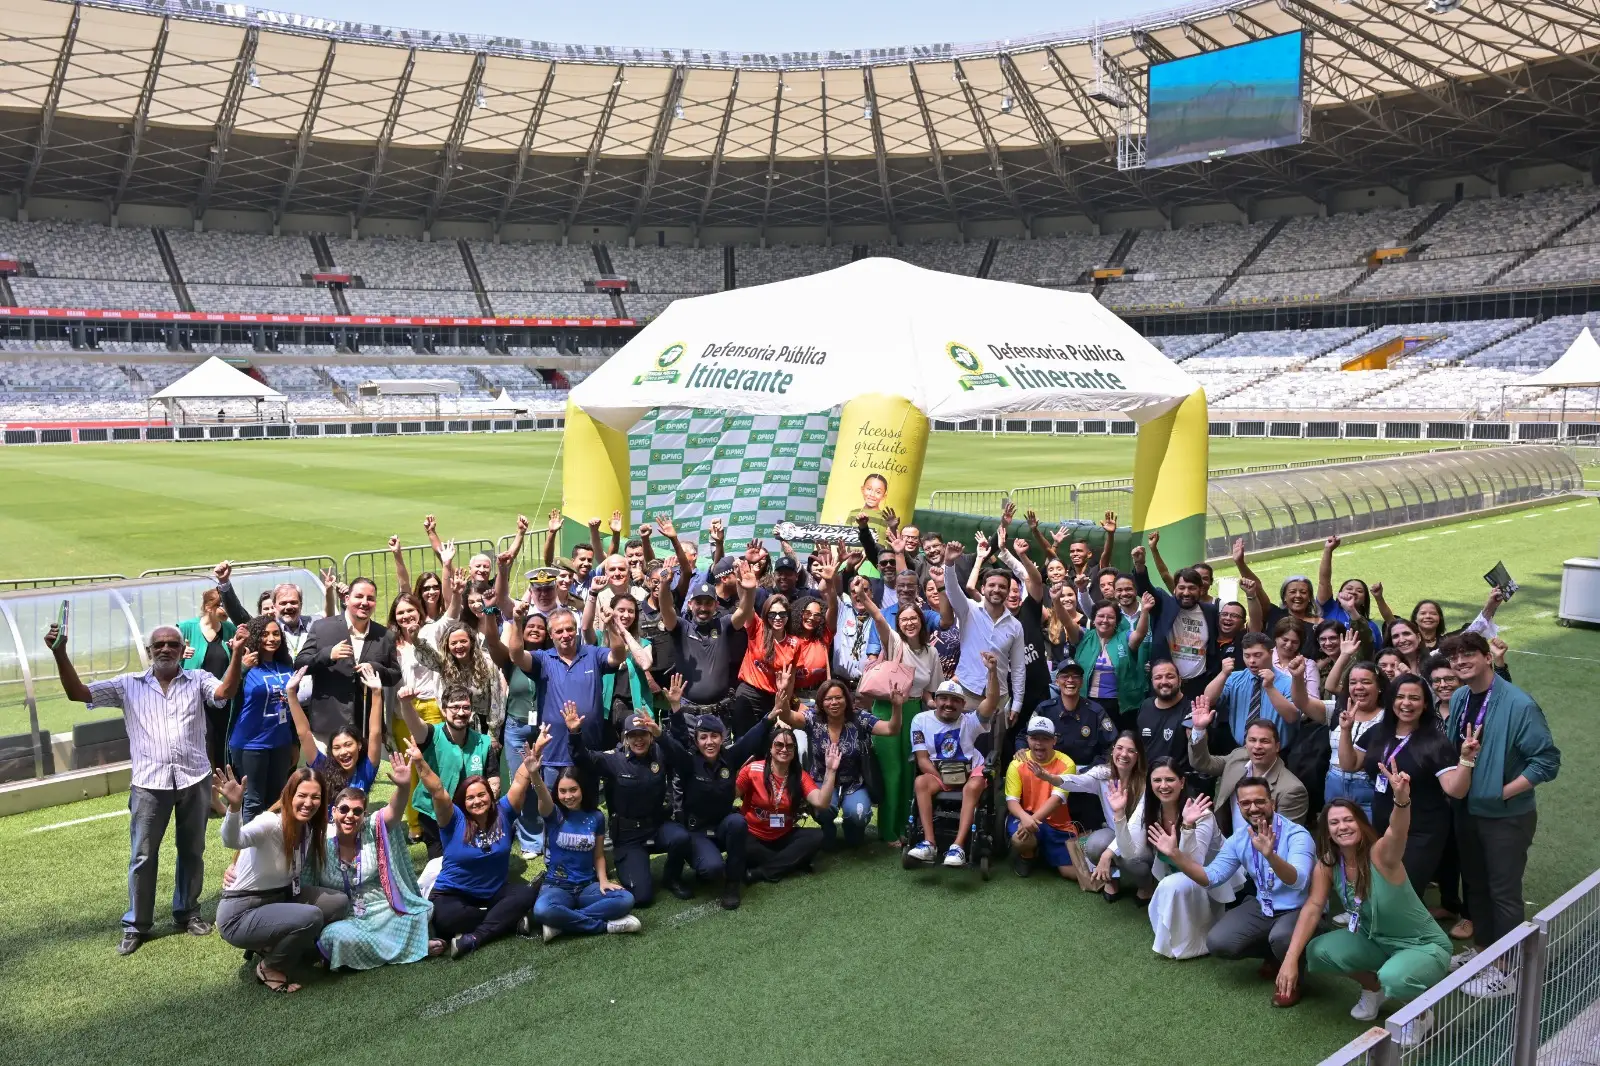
[88,669,225,791]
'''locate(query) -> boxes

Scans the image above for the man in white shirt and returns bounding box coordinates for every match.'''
[46,620,243,955]
[907,662,1000,868]
[937,542,1027,725]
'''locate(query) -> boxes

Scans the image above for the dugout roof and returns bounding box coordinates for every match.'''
[0,0,1597,230]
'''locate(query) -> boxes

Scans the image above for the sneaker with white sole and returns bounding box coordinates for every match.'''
[1350,989,1384,1021]
[942,845,967,867]
[1396,1010,1434,1047]
[1329,912,1350,928]
[1448,946,1480,972]
[906,841,936,862]
[541,924,561,944]
[605,915,642,935]
[1463,968,1516,999]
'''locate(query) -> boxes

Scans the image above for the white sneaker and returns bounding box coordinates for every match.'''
[906,841,936,862]
[942,845,967,867]
[520,849,540,861]
[1463,968,1515,999]
[541,924,561,944]
[1396,1010,1434,1047]
[1329,912,1350,928]
[1350,989,1384,1021]
[1448,946,1480,972]
[605,915,642,935]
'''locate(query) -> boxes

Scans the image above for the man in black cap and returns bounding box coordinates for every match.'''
[567,706,687,907]
[1029,660,1116,833]
[658,576,742,740]
[659,678,777,909]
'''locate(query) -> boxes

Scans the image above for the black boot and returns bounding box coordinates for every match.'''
[719,877,741,910]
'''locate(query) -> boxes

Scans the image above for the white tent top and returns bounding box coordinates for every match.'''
[1515,327,1600,388]
[358,379,461,396]
[151,357,285,401]
[568,258,1200,431]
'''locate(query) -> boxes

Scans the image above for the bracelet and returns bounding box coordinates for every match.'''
[1458,759,1477,770]
[1181,822,1196,832]
[1392,799,1411,808]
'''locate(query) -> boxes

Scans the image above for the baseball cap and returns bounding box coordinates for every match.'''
[1055,660,1085,677]
[694,713,726,735]
[1026,715,1057,737]
[934,679,964,698]
[689,581,718,601]
[622,714,654,735]
[774,556,798,572]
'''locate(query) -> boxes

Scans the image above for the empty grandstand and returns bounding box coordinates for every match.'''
[0,0,1595,440]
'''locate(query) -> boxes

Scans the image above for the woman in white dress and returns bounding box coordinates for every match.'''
[1113,757,1232,958]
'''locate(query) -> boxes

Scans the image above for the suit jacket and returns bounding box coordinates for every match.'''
[1188,732,1308,835]
[293,614,399,739]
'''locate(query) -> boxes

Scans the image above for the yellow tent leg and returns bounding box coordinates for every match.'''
[1132,388,1210,568]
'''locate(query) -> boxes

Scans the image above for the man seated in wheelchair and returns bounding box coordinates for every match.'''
[906,652,1001,867]
[1004,715,1078,879]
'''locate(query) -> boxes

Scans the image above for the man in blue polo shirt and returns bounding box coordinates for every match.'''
[1151,777,1317,1006]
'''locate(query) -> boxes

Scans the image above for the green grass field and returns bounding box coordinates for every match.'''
[0,435,1596,1066]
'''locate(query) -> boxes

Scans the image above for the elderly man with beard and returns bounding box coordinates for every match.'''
[47,620,245,955]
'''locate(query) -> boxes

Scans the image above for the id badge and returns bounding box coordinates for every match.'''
[1374,775,1388,794]
[769,813,785,829]
[1347,911,1360,933]
[1259,897,1275,918]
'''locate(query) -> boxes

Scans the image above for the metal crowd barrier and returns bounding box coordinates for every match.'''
[1316,867,1600,1066]
[140,555,339,580]
[340,540,496,612]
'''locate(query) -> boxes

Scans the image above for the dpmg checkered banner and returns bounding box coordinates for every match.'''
[628,408,839,547]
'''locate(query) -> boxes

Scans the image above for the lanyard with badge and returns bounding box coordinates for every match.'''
[1249,813,1282,916]
[1374,732,1413,794]
[768,777,788,829]
[1339,855,1362,933]
[1458,677,1494,740]
[263,668,292,724]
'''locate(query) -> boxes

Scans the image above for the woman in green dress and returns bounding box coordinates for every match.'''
[314,743,438,969]
[1277,760,1452,1047]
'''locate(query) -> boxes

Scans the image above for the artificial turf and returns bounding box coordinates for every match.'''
[0,433,1594,1065]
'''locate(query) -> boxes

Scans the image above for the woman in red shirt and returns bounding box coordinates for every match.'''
[736,725,840,883]
[728,552,838,736]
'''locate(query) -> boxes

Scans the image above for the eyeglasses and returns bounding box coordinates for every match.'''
[334,803,365,816]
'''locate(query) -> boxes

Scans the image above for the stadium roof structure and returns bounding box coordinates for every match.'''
[1,0,1598,232]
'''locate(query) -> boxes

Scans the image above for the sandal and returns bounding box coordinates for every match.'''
[1449,919,1474,941]
[428,938,448,957]
[255,962,301,994]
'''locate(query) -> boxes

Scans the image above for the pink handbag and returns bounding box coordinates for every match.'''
[857,635,914,700]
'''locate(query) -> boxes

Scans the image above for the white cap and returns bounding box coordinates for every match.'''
[934,679,964,698]
[1025,715,1057,736]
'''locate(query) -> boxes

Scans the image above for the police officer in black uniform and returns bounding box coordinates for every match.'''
[657,675,775,910]
[1028,661,1117,832]
[567,707,687,908]
[657,578,743,741]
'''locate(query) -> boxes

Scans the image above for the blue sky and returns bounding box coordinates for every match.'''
[277,0,1184,51]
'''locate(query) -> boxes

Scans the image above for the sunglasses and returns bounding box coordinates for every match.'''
[334,803,365,816]
[770,739,795,748]
[768,610,789,618]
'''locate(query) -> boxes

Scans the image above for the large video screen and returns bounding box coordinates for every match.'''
[1145,31,1304,169]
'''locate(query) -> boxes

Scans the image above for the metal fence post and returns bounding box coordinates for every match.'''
[1511,921,1548,1066]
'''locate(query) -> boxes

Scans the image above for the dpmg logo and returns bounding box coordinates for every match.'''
[656,342,687,369]
[946,342,982,374]
[635,342,687,384]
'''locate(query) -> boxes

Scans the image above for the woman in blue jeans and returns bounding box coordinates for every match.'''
[777,672,903,848]
[532,766,640,941]
[1327,662,1384,818]
[227,617,300,823]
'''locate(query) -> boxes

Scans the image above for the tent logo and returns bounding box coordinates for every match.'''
[634,342,687,385]
[947,341,1009,391]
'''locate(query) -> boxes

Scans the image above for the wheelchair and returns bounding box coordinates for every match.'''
[899,758,997,881]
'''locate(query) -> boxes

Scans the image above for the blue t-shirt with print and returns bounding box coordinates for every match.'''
[543,805,606,889]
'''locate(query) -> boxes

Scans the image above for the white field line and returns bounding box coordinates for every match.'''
[26,809,130,833]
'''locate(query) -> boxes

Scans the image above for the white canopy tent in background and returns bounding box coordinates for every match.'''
[1504,326,1600,422]
[568,257,1202,432]
[148,356,287,423]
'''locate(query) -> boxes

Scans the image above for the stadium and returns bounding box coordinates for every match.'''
[1,1,1598,1064]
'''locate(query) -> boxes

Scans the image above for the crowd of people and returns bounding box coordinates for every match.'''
[44,504,1560,1038]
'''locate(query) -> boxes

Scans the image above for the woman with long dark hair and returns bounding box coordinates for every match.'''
[1328,662,1385,818]
[285,665,382,802]
[729,551,837,736]
[313,751,433,969]
[227,616,302,823]
[736,724,840,883]
[415,730,546,959]
[532,766,639,940]
[179,585,240,771]
[777,671,904,848]
[215,765,347,993]
[1034,731,1147,902]
[1383,618,1425,675]
[1119,759,1227,958]
[865,593,942,846]
[1277,775,1452,1047]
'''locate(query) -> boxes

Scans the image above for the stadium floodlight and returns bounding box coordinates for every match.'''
[475,86,487,108]
[1422,0,1463,10]
[674,103,685,119]
[246,66,260,89]
[1001,94,1014,113]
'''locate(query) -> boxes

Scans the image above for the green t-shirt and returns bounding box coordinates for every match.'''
[416,723,492,821]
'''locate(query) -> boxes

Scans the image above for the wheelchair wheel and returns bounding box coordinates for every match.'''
[902,850,921,870]
[979,856,990,881]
